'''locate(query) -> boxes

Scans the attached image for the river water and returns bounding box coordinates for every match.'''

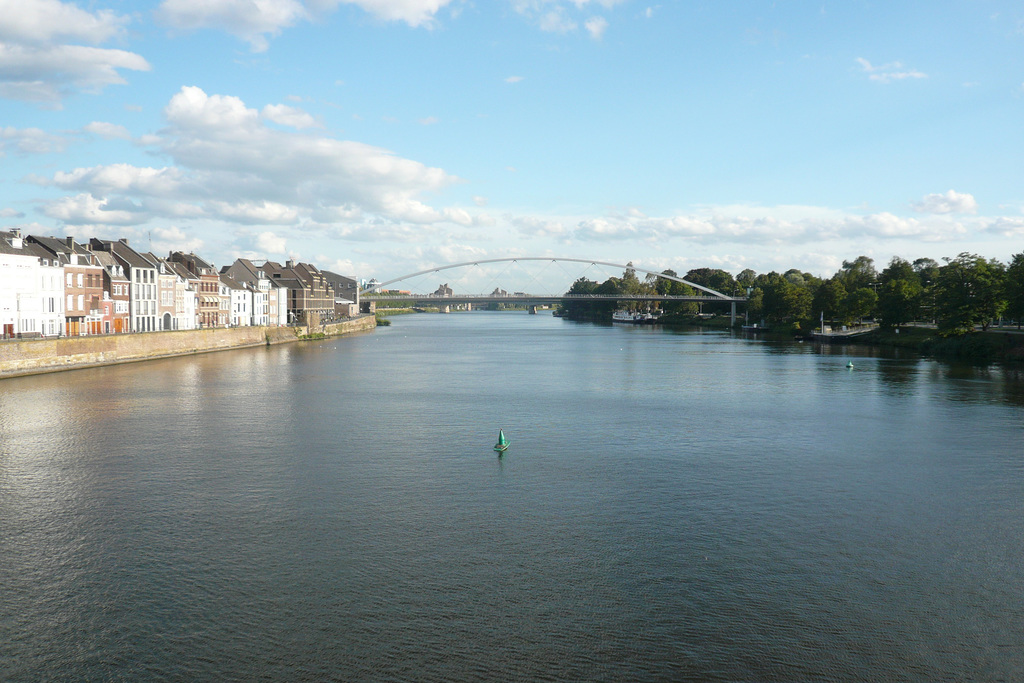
[2,312,1023,682]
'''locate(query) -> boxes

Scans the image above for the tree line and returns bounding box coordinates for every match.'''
[559,252,1024,336]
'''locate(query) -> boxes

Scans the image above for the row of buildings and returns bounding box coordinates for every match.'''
[0,229,363,339]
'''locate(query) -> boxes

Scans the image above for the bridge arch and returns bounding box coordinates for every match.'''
[360,257,734,299]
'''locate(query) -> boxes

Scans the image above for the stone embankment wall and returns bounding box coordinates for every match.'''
[0,315,376,379]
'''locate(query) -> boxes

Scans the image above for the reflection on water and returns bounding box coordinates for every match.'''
[1,314,1023,681]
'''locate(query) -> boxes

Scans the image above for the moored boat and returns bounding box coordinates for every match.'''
[612,310,659,324]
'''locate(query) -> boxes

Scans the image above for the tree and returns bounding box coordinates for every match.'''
[1006,253,1024,329]
[685,267,738,315]
[877,279,921,330]
[812,277,847,325]
[879,256,916,286]
[760,272,812,326]
[934,253,1007,335]
[913,257,940,321]
[684,267,737,296]
[876,257,922,330]
[560,277,600,320]
[655,270,697,315]
[841,287,878,324]
[653,269,677,296]
[783,269,806,286]
[837,255,877,292]
[620,263,643,296]
[736,269,757,288]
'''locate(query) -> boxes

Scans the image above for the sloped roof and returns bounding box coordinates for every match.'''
[95,239,158,270]
[219,273,247,290]
[0,231,35,258]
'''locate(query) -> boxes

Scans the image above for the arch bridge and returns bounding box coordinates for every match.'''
[361,258,747,324]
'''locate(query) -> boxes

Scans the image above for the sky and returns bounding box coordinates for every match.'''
[1,0,1023,288]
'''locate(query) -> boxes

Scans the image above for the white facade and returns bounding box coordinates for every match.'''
[249,282,268,326]
[176,279,197,330]
[226,282,250,326]
[272,285,288,326]
[37,254,64,337]
[0,234,44,337]
[218,281,231,326]
[129,264,159,332]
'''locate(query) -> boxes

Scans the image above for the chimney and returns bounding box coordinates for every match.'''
[66,236,75,248]
[119,237,129,245]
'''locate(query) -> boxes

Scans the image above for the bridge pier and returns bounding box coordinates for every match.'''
[529,305,537,315]
[441,305,451,314]
[731,301,736,327]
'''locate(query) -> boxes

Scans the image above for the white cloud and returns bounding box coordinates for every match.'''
[505,75,524,83]
[156,0,309,52]
[985,216,1024,237]
[856,57,927,83]
[513,215,567,237]
[574,217,637,240]
[418,116,439,125]
[329,0,455,27]
[585,16,608,40]
[42,193,149,226]
[539,9,576,32]
[442,207,474,226]
[327,221,444,243]
[912,190,978,215]
[0,0,128,44]
[315,255,366,275]
[262,103,319,129]
[567,0,627,8]
[36,87,461,236]
[206,200,300,224]
[47,164,187,196]
[556,205,979,248]
[1,126,66,154]
[0,207,25,218]
[163,87,258,132]
[512,0,624,34]
[256,230,288,254]
[156,0,454,51]
[0,1,148,105]
[311,204,363,222]
[83,121,131,139]
[152,225,204,254]
[0,43,150,105]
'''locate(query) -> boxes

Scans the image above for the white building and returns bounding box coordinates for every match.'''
[220,274,251,326]
[32,243,65,337]
[270,282,288,326]
[220,258,288,327]
[0,230,48,338]
[91,239,159,332]
[248,281,268,326]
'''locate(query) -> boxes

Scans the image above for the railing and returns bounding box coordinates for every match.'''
[366,293,747,303]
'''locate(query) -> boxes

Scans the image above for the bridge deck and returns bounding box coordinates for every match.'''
[365,294,747,305]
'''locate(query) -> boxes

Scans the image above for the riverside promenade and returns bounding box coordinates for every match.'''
[0,315,375,380]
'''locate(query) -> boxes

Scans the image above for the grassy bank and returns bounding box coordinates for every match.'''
[657,314,736,329]
[855,326,1024,363]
